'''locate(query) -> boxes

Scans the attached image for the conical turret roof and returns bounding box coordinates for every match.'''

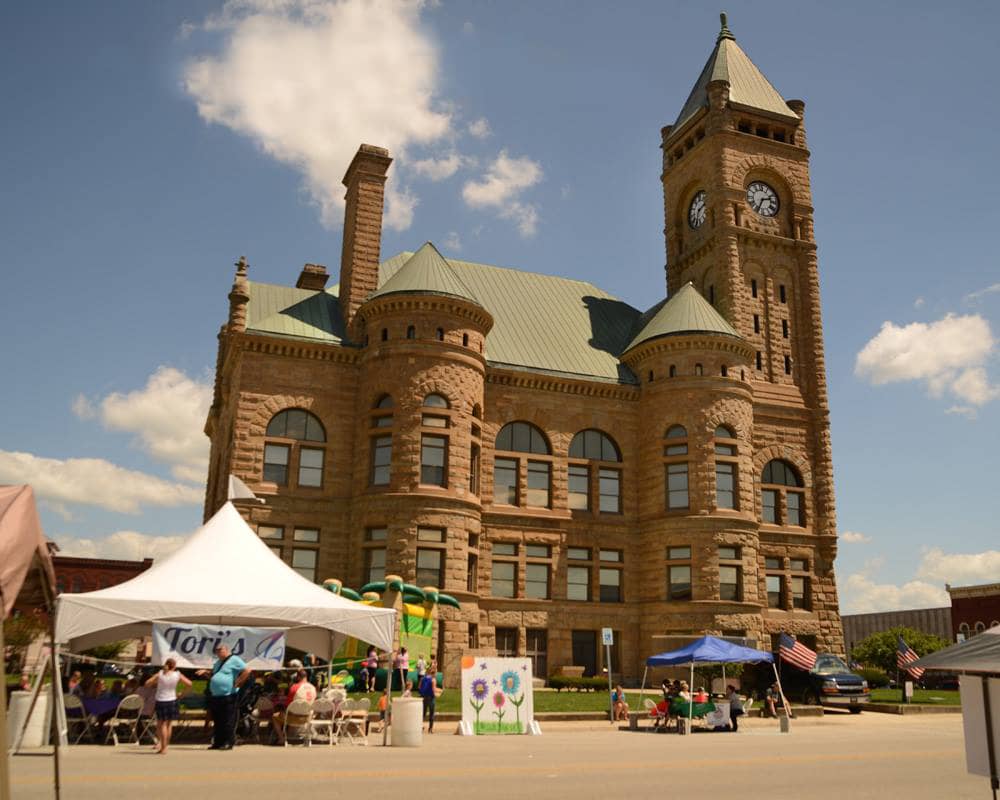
[672,13,798,133]
[625,282,739,352]
[368,242,481,305]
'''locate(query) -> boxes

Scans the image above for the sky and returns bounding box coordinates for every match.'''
[1,0,998,615]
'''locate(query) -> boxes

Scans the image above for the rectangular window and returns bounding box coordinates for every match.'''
[599,549,621,563]
[666,463,689,509]
[494,458,518,505]
[567,566,590,601]
[365,547,386,584]
[373,413,393,428]
[719,565,741,601]
[258,525,283,540]
[762,489,778,523]
[470,444,481,495]
[599,568,622,603]
[787,493,803,526]
[291,548,317,582]
[297,447,324,487]
[784,355,792,375]
[598,468,621,513]
[765,557,782,570]
[416,548,443,587]
[779,284,787,303]
[421,414,448,428]
[421,435,447,486]
[767,575,783,608]
[782,319,789,339]
[719,546,739,560]
[756,351,763,370]
[526,629,548,678]
[467,553,478,592]
[495,627,518,657]
[668,564,692,600]
[417,527,445,542]
[525,563,550,599]
[371,435,392,486]
[716,462,736,509]
[492,561,516,598]
[526,460,551,508]
[568,547,591,560]
[664,442,687,456]
[493,542,517,556]
[568,464,590,510]
[525,544,550,558]
[293,527,319,543]
[366,526,387,541]
[791,576,810,609]
[751,279,758,298]
[790,558,808,572]
[468,623,479,649]
[264,444,290,485]
[267,546,282,558]
[667,546,691,560]
[754,314,760,334]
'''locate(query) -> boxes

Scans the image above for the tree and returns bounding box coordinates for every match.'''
[82,641,129,662]
[851,626,949,676]
[3,613,46,673]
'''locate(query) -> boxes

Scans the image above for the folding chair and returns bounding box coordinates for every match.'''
[251,696,275,744]
[643,698,667,731]
[282,698,313,747]
[355,697,371,737]
[336,698,365,746]
[105,694,144,746]
[136,688,158,746]
[64,694,94,744]
[308,697,337,747]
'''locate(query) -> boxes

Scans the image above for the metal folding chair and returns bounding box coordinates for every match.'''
[105,694,144,746]
[64,694,94,744]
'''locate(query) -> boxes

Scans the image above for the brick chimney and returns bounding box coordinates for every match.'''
[296,262,329,291]
[339,144,392,335]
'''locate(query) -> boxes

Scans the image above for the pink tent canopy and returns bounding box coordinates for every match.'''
[0,485,55,617]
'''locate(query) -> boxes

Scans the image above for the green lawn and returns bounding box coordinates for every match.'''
[869,688,961,705]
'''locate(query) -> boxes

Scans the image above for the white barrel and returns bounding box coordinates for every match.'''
[6,690,52,748]
[390,697,423,747]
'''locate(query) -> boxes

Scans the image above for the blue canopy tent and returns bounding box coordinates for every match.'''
[640,636,785,729]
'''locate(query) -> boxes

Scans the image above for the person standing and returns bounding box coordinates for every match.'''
[725,685,744,732]
[361,646,378,692]
[418,657,439,733]
[394,647,409,691]
[146,658,192,754]
[197,643,251,750]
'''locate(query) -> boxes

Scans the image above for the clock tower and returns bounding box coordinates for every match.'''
[659,13,843,653]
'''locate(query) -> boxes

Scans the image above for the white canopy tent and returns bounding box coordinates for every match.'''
[55,502,397,657]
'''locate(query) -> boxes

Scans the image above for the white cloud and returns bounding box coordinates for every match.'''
[443,231,462,252]
[183,0,453,231]
[854,313,998,408]
[841,530,871,544]
[467,117,491,138]
[54,530,190,562]
[462,20,475,35]
[410,152,471,181]
[916,547,1000,586]
[841,571,948,614]
[0,451,202,514]
[946,405,978,420]
[965,282,1000,303]
[462,150,543,237]
[913,296,924,309]
[74,366,212,482]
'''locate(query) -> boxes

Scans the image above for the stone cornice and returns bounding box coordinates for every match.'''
[238,332,359,364]
[358,293,494,333]
[485,367,640,401]
[622,332,755,365]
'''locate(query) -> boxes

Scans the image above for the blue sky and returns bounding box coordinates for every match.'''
[1,1,997,614]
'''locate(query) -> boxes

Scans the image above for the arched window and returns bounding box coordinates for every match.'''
[381,328,388,341]
[424,393,449,408]
[959,622,970,639]
[568,430,622,513]
[406,325,416,339]
[436,327,445,341]
[71,576,83,593]
[975,622,986,635]
[264,409,326,487]
[714,425,738,510]
[420,395,451,487]
[370,396,393,485]
[695,363,703,376]
[663,425,689,510]
[494,422,551,508]
[669,365,677,378]
[761,459,804,526]
[463,333,469,347]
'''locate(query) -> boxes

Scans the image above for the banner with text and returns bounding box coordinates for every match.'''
[151,622,287,669]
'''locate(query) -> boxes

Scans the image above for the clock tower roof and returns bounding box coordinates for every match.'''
[672,13,799,134]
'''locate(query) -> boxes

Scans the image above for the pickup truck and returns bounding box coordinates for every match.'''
[777,653,871,713]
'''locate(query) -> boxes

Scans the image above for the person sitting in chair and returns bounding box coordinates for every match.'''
[765,682,793,719]
[612,685,629,721]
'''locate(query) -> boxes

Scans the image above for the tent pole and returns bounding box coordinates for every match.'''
[11,651,47,754]
[0,619,10,800]
[50,644,61,800]
[638,665,647,713]
[689,662,694,726]
[772,662,792,725]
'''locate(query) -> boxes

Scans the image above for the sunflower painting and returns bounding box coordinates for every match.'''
[461,657,533,734]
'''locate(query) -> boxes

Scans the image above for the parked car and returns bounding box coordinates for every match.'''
[773,653,871,713]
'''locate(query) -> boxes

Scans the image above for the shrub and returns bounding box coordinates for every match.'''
[547,675,608,692]
[856,667,890,688]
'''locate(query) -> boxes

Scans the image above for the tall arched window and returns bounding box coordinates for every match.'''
[761,459,804,526]
[568,429,622,513]
[264,409,326,487]
[370,396,394,486]
[421,394,451,487]
[713,425,738,510]
[663,425,689,510]
[494,421,551,508]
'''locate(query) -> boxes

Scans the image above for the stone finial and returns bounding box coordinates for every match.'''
[235,255,248,277]
[718,11,735,42]
[228,255,250,333]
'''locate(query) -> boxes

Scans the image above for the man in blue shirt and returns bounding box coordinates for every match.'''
[197,643,251,750]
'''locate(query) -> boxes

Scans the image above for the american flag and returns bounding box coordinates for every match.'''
[779,632,817,671]
[896,636,924,680]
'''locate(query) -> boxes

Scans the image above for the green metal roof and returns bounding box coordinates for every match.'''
[673,16,798,133]
[369,242,480,304]
[624,282,739,352]
[245,282,344,343]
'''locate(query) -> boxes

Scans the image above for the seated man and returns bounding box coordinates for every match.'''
[764,682,793,719]
[271,670,316,744]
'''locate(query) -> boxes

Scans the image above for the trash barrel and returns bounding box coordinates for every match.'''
[6,690,51,748]
[390,697,423,747]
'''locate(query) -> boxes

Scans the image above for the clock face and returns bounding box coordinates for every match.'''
[688,191,707,229]
[746,181,779,217]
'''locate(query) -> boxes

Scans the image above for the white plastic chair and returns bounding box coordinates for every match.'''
[337,698,366,745]
[251,696,275,744]
[64,694,94,744]
[308,697,337,747]
[105,694,144,746]
[643,698,667,730]
[282,698,313,747]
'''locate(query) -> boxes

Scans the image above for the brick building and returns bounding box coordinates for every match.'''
[948,583,1000,640]
[841,608,953,658]
[53,555,152,596]
[204,16,845,684]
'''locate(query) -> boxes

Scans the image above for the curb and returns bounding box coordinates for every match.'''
[864,703,962,715]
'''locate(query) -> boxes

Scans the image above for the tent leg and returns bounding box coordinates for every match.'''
[11,652,48,754]
[772,662,792,725]
[0,620,10,800]
[689,662,694,727]
[638,666,647,715]
[50,644,61,800]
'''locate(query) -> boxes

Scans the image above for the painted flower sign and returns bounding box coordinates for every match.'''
[461,656,533,734]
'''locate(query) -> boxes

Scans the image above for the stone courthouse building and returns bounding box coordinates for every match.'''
[204,16,845,684]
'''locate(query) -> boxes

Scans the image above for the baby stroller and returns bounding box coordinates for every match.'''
[235,681,265,744]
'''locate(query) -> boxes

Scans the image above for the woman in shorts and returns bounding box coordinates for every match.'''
[145,658,192,754]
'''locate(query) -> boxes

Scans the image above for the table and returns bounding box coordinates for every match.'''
[670,699,716,718]
[81,698,120,717]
